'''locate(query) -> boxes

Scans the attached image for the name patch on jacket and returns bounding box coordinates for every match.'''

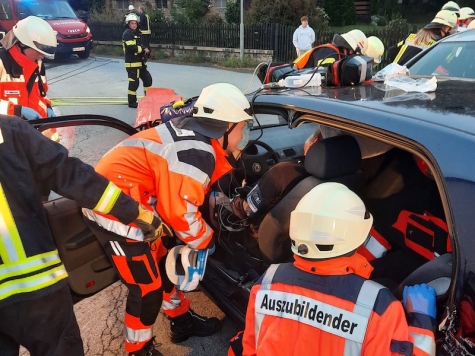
[255,290,369,343]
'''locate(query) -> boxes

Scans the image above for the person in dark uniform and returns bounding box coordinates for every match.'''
[123,13,152,108]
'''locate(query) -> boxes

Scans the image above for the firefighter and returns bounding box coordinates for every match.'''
[0,16,56,121]
[458,7,475,27]
[83,83,254,356]
[0,115,160,356]
[123,13,152,108]
[230,183,436,356]
[139,6,152,55]
[387,10,457,65]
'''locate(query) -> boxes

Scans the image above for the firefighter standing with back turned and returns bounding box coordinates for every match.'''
[123,13,152,108]
[0,115,161,356]
[229,183,437,356]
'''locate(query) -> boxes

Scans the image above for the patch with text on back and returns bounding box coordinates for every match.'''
[255,290,369,343]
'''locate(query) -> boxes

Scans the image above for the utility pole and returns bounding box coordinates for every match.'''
[240,0,244,59]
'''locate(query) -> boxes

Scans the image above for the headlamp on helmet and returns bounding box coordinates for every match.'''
[165,245,209,292]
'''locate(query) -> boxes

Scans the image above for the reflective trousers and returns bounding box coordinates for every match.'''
[126,66,152,105]
[88,223,190,353]
[0,283,84,356]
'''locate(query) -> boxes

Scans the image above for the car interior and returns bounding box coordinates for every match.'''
[204,114,453,324]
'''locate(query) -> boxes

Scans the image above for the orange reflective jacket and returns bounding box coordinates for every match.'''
[241,254,435,356]
[0,45,51,118]
[84,121,232,250]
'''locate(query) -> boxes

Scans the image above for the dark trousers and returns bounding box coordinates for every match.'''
[142,34,150,50]
[0,284,84,356]
[127,66,153,105]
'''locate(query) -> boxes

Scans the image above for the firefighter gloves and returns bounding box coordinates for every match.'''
[135,204,164,244]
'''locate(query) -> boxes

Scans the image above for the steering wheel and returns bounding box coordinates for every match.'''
[241,140,280,181]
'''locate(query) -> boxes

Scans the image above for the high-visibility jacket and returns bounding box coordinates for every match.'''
[388,33,437,66]
[83,121,233,250]
[241,253,436,356]
[0,115,139,308]
[139,12,151,35]
[122,28,145,68]
[0,45,51,117]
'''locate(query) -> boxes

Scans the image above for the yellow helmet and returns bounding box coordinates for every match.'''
[289,183,373,259]
[424,10,458,29]
[364,36,384,64]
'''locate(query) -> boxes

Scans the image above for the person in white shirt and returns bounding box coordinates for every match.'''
[292,16,315,57]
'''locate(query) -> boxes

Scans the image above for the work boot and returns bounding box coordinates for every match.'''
[128,102,138,108]
[169,309,221,344]
[128,337,163,356]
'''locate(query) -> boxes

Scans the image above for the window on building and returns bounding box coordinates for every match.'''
[117,0,128,10]
[155,0,167,8]
[214,0,227,8]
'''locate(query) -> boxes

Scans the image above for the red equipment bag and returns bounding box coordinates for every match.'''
[392,210,451,260]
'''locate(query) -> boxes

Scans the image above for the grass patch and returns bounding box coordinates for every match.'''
[92,45,123,57]
[219,55,260,69]
[174,53,210,64]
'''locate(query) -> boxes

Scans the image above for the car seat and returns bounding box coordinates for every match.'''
[258,135,365,264]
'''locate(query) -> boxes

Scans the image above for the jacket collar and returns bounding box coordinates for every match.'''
[209,139,233,185]
[293,253,373,279]
[8,45,39,79]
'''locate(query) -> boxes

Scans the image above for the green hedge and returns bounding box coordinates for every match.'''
[323,0,357,27]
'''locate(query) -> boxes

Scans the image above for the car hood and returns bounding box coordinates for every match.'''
[253,79,475,134]
[46,19,87,35]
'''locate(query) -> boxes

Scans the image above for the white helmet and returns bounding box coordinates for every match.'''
[193,83,251,123]
[289,182,373,259]
[13,16,57,57]
[333,29,368,53]
[128,4,135,11]
[165,245,208,292]
[441,1,460,16]
[425,10,458,29]
[459,7,475,21]
[364,36,384,64]
[468,20,475,29]
[125,13,139,25]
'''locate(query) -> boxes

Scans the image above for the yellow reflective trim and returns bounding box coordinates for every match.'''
[137,46,143,54]
[125,40,136,46]
[93,182,122,214]
[0,183,26,263]
[0,265,68,301]
[393,44,408,64]
[141,30,151,35]
[125,62,143,68]
[0,250,61,278]
[317,58,335,66]
[128,90,136,95]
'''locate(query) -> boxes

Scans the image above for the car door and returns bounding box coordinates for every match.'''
[29,115,137,297]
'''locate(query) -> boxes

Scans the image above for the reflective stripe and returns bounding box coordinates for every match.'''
[254,264,279,349]
[93,182,122,214]
[125,40,136,46]
[410,331,436,356]
[364,235,388,259]
[83,209,144,241]
[161,289,182,310]
[0,265,68,301]
[174,201,212,248]
[110,241,125,256]
[125,62,143,68]
[0,100,11,114]
[124,325,153,343]
[0,183,26,263]
[0,250,61,277]
[343,280,384,355]
[393,44,408,64]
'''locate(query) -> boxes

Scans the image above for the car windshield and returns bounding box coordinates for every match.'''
[16,0,77,19]
[408,41,475,79]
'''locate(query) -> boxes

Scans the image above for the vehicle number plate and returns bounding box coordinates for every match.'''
[73,47,85,51]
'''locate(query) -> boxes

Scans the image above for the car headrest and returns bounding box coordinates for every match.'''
[305,135,362,179]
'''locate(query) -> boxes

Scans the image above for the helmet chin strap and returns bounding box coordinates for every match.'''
[222,123,238,150]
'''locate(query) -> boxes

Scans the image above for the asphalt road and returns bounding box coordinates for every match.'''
[20,54,262,356]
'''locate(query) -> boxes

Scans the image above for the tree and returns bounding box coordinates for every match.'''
[246,0,315,26]
[323,0,356,26]
[225,0,240,25]
[171,0,211,23]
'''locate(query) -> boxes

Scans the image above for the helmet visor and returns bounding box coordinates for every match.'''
[33,40,56,56]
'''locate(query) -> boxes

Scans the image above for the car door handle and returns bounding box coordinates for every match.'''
[65,229,96,250]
